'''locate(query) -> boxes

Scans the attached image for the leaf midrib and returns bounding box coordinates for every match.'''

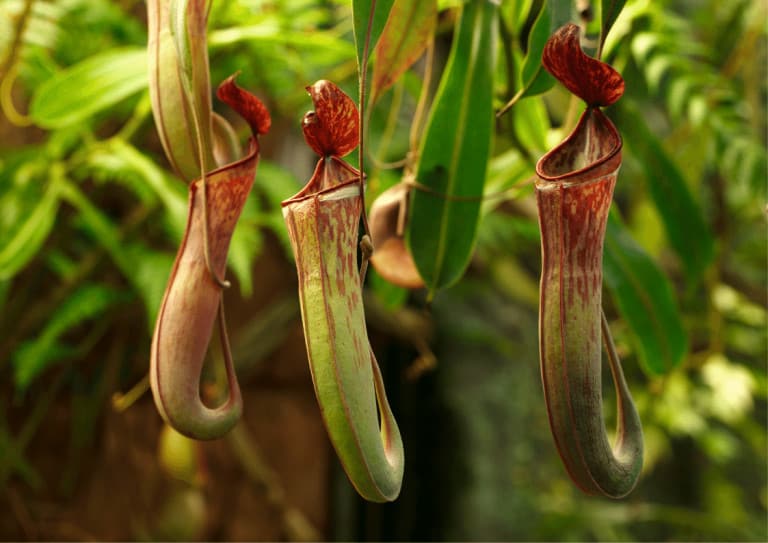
[431,3,486,293]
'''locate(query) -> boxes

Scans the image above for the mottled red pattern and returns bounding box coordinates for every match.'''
[302,80,360,157]
[217,75,271,135]
[542,23,624,107]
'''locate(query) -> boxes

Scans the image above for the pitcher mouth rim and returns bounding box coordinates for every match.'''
[281,156,362,207]
[535,107,622,184]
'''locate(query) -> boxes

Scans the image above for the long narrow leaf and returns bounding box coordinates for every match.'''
[615,102,714,282]
[407,0,498,296]
[371,0,437,104]
[352,0,394,68]
[600,0,626,54]
[0,174,60,280]
[29,48,147,128]
[516,3,555,98]
[604,211,688,375]
[498,0,570,112]
[12,284,127,390]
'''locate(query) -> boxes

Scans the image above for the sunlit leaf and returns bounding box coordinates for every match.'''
[29,47,147,128]
[615,102,715,283]
[408,0,498,296]
[599,0,627,54]
[604,211,688,376]
[371,0,437,103]
[352,0,394,68]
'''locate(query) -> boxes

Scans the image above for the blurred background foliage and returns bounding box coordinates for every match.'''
[0,0,766,540]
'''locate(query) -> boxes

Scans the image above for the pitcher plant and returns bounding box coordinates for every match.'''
[148,0,271,440]
[535,23,644,498]
[282,80,405,502]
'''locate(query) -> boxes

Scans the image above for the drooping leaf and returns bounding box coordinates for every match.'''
[604,211,688,376]
[12,283,127,390]
[615,102,715,283]
[29,47,147,128]
[408,0,499,296]
[0,174,61,280]
[352,0,395,69]
[371,0,437,104]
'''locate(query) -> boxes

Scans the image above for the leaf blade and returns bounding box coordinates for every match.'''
[599,0,626,54]
[615,102,715,283]
[12,283,127,390]
[29,47,147,128]
[352,0,395,68]
[407,0,499,295]
[603,211,688,375]
[0,173,61,280]
[371,0,437,103]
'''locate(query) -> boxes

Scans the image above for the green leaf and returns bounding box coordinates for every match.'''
[57,179,172,325]
[507,0,570,105]
[370,0,437,103]
[501,0,534,33]
[616,102,715,283]
[407,0,498,296]
[604,211,688,376]
[12,283,127,390]
[30,47,147,128]
[516,2,555,99]
[107,138,187,240]
[352,0,395,68]
[599,0,626,54]
[229,199,263,298]
[121,244,175,327]
[0,171,61,281]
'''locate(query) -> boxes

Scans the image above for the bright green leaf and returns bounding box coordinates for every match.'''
[30,47,147,128]
[599,0,626,54]
[352,0,395,69]
[604,211,688,376]
[407,0,498,296]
